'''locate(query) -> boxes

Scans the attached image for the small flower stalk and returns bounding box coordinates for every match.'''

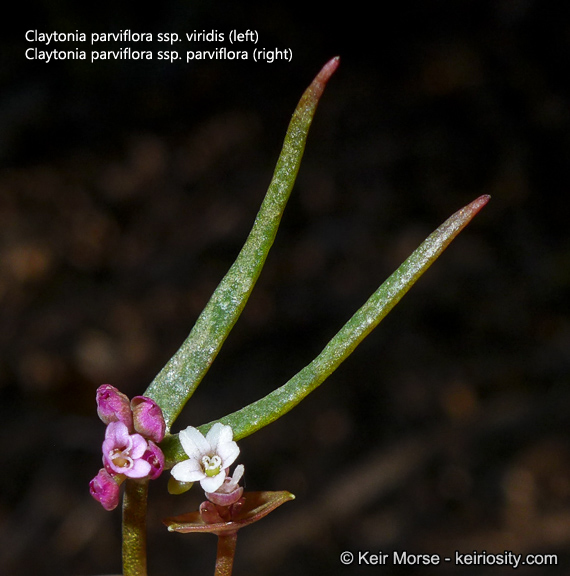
[90,385,166,511]
[164,492,295,576]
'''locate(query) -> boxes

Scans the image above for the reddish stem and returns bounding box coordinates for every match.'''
[214,531,238,576]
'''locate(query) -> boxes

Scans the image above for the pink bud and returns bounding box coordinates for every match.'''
[205,464,245,506]
[143,440,165,480]
[199,500,226,523]
[131,396,166,443]
[96,385,133,430]
[89,468,121,511]
[206,485,244,507]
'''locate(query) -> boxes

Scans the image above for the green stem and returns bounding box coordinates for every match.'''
[122,479,149,576]
[214,532,238,576]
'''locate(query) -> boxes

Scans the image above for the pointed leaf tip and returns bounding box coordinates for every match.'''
[317,56,340,83]
[468,194,491,213]
[453,194,490,226]
[309,57,340,100]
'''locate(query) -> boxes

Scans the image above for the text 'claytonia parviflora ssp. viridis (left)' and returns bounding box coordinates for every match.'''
[90,385,166,510]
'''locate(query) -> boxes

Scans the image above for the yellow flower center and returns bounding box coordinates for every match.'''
[111,448,130,469]
[201,455,222,477]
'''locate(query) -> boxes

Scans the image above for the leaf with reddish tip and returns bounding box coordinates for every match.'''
[160,194,490,464]
[144,59,340,432]
[163,491,295,535]
[211,195,491,439]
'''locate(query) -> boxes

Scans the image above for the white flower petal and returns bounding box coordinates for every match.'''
[217,440,240,468]
[231,464,245,484]
[218,464,245,493]
[171,459,206,483]
[205,422,230,451]
[179,426,210,459]
[200,471,226,493]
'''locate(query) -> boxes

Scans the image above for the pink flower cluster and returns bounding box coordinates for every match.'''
[89,385,166,510]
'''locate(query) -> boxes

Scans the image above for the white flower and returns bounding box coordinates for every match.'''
[171,423,240,492]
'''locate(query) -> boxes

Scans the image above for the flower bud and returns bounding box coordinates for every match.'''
[131,396,166,443]
[205,464,244,504]
[96,385,133,430]
[89,468,122,511]
[143,440,165,480]
[199,500,226,523]
[205,485,244,507]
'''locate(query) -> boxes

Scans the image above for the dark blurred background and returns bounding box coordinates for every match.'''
[2,1,570,574]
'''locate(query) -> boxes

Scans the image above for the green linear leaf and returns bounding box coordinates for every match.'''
[144,58,340,431]
[160,195,490,465]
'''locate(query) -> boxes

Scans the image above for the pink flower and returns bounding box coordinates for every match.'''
[89,468,122,511]
[91,385,166,509]
[102,421,152,479]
